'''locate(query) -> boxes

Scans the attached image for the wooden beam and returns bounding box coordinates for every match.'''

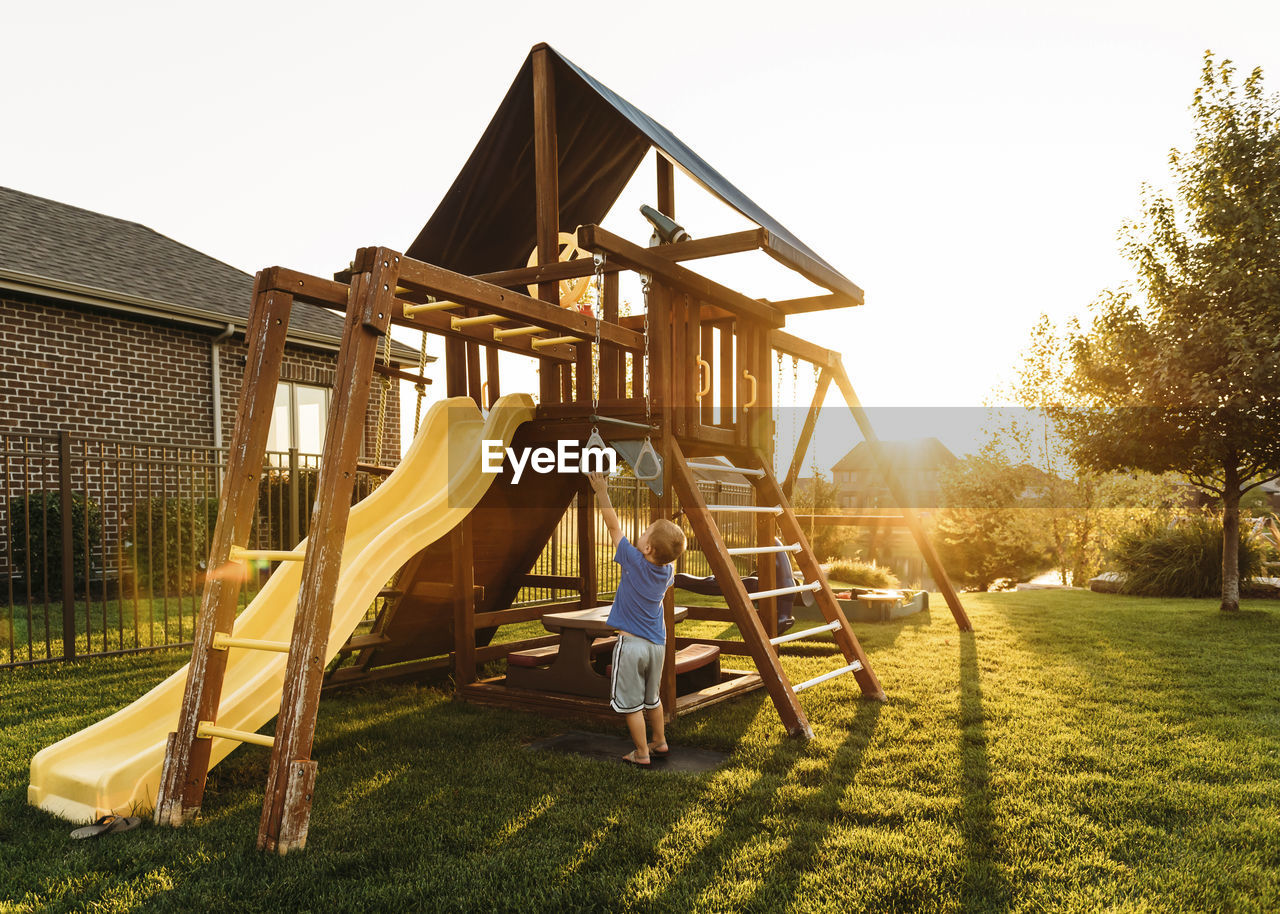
[373,363,432,386]
[793,514,909,527]
[770,328,839,368]
[533,45,560,405]
[471,229,766,289]
[829,358,973,631]
[657,154,675,218]
[396,258,642,350]
[260,266,578,362]
[576,225,784,328]
[765,293,861,315]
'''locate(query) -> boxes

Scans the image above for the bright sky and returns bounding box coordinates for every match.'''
[6,0,1280,464]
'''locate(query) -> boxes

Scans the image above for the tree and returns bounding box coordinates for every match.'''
[934,449,1054,591]
[792,472,850,561]
[1050,54,1280,611]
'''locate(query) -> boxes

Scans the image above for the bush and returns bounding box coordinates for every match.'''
[1109,515,1263,597]
[825,559,900,590]
[8,491,102,595]
[125,497,219,595]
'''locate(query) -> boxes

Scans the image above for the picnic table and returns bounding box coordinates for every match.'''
[504,604,687,698]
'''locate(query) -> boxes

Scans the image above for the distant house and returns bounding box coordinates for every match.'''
[0,186,423,457]
[831,438,957,511]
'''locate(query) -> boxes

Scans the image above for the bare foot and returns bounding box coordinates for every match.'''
[648,741,669,756]
[623,749,650,766]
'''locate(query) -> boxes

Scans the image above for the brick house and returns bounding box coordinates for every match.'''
[0,186,422,456]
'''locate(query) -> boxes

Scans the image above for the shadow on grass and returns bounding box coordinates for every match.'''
[645,700,883,910]
[958,630,1009,910]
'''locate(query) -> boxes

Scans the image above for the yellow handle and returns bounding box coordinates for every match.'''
[743,370,758,408]
[481,381,490,406]
[696,358,712,400]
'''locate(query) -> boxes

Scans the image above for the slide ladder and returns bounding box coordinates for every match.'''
[669,441,884,739]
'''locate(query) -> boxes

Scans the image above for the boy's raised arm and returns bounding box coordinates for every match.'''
[586,471,623,547]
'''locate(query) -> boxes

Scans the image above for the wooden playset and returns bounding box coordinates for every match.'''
[32,44,970,854]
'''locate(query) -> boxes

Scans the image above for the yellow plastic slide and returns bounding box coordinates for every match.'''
[29,394,533,822]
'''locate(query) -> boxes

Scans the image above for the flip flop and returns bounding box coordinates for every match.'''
[648,744,670,758]
[69,815,142,840]
[622,750,651,766]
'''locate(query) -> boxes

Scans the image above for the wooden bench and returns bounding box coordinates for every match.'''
[509,639,722,694]
[508,636,617,669]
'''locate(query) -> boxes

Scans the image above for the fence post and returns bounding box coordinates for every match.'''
[58,430,75,661]
[288,447,301,548]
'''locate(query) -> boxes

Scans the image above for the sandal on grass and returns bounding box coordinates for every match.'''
[70,814,142,840]
[622,750,651,766]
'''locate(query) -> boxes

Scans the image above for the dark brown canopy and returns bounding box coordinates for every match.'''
[407,44,862,304]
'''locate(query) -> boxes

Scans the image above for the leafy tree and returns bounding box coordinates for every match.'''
[792,471,851,561]
[1048,55,1280,611]
[934,449,1054,591]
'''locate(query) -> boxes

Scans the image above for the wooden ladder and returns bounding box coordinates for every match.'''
[668,441,885,739]
[153,248,398,853]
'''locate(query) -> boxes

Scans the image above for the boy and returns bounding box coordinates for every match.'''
[586,471,686,766]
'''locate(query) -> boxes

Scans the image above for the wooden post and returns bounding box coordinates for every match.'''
[257,249,397,853]
[155,278,292,826]
[599,272,620,401]
[445,338,467,397]
[466,341,483,403]
[485,346,501,408]
[829,358,972,632]
[577,480,597,609]
[718,320,734,428]
[657,154,675,218]
[533,45,561,406]
[452,517,476,685]
[699,323,714,428]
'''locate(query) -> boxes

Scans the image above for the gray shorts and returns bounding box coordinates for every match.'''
[610,634,665,713]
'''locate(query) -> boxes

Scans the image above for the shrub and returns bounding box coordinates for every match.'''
[825,559,900,590]
[1109,515,1263,597]
[125,497,219,595]
[8,491,102,595]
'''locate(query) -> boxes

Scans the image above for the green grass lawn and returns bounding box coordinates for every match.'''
[2,590,1278,912]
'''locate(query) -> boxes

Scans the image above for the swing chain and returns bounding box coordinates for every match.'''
[592,253,605,412]
[641,276,652,428]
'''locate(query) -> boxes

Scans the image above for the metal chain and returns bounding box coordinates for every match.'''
[641,276,652,427]
[593,253,605,411]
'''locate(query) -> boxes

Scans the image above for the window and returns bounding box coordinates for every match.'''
[266,382,330,455]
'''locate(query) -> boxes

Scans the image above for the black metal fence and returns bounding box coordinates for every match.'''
[1,430,756,670]
[0,431,381,669]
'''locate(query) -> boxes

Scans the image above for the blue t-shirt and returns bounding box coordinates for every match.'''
[606,537,673,644]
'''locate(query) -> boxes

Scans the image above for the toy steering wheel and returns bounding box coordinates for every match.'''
[526,232,591,309]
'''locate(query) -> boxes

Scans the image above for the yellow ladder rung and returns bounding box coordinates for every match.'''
[451,313,506,330]
[211,632,291,653]
[196,721,275,748]
[229,546,305,563]
[492,325,544,340]
[530,335,580,349]
[402,299,459,316]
